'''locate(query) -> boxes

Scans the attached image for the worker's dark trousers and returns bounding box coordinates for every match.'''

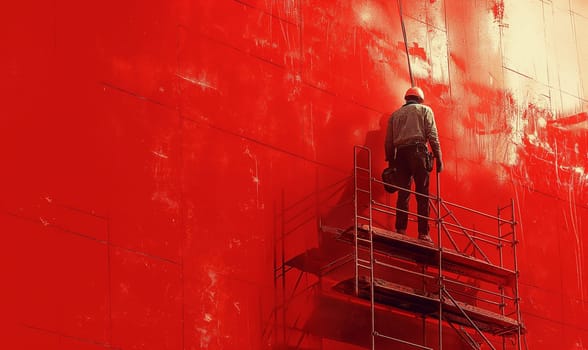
[393,145,430,235]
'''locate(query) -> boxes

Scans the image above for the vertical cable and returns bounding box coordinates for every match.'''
[398,0,415,87]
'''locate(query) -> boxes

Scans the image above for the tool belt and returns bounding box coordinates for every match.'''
[396,142,427,151]
[396,143,434,172]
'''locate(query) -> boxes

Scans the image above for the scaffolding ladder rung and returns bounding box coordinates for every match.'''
[356,215,371,221]
[355,166,370,172]
[357,263,372,270]
[356,237,372,243]
[357,258,371,265]
[356,188,371,194]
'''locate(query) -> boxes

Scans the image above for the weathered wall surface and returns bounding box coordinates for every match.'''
[1,0,588,349]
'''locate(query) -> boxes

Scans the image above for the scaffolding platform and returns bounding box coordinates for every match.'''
[337,225,516,287]
[274,146,524,350]
[285,247,353,276]
[283,234,354,276]
[292,278,507,349]
[334,277,520,336]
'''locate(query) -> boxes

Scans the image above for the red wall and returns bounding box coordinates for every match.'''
[2,0,588,349]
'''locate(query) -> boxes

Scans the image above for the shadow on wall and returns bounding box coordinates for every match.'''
[270,111,395,271]
[319,113,393,231]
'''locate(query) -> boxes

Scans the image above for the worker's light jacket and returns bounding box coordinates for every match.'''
[385,101,442,162]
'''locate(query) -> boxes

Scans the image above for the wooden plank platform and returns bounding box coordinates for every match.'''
[334,277,522,336]
[299,280,470,349]
[285,248,353,276]
[338,225,516,287]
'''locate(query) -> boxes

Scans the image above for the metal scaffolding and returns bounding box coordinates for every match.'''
[349,145,524,349]
[274,145,524,349]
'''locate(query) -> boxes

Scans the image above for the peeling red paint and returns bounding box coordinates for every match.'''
[396,41,429,62]
[492,0,505,22]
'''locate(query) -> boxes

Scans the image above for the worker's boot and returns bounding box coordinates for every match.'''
[418,233,433,243]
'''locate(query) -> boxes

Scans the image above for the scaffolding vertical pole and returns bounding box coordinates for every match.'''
[511,198,523,350]
[354,148,359,296]
[422,269,427,349]
[422,315,427,348]
[353,146,375,350]
[500,282,506,350]
[368,149,375,350]
[436,171,443,350]
[281,192,287,345]
[498,206,504,268]
[497,206,506,350]
[273,203,279,346]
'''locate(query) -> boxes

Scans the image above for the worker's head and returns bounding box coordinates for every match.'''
[404,86,424,103]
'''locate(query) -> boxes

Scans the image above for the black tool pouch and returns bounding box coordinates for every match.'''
[424,151,434,172]
[416,144,434,172]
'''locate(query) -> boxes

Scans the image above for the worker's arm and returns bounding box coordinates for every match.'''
[424,108,443,172]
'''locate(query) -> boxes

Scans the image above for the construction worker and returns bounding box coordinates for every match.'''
[385,87,442,243]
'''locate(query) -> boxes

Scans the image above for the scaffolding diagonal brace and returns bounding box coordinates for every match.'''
[443,289,497,350]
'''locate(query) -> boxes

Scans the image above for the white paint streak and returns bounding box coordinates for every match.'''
[308,103,316,158]
[353,2,386,30]
[199,268,221,348]
[411,58,432,79]
[505,107,528,166]
[254,38,277,49]
[325,110,333,125]
[197,327,211,348]
[229,238,242,249]
[279,17,290,52]
[206,269,218,303]
[568,187,584,300]
[152,150,169,159]
[151,191,179,210]
[537,117,547,128]
[286,73,302,101]
[358,7,372,24]
[512,183,524,242]
[39,217,50,226]
[244,146,262,209]
[207,290,216,303]
[365,43,390,64]
[208,269,218,287]
[176,73,218,91]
